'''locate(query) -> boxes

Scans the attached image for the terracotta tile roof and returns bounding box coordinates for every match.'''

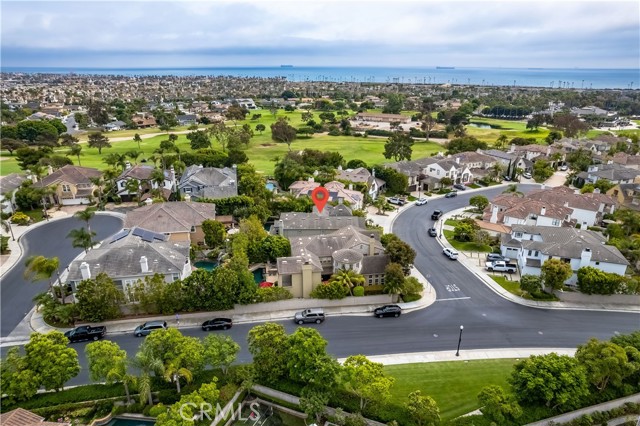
[0,408,70,426]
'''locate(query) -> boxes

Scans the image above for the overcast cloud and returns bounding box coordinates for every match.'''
[1,0,639,68]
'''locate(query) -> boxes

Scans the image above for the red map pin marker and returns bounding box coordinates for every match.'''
[311,186,329,213]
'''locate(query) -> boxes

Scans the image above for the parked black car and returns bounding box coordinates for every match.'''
[374,305,402,318]
[64,325,106,343]
[444,191,458,198]
[202,318,233,331]
[431,210,443,220]
[453,184,467,191]
[428,227,438,237]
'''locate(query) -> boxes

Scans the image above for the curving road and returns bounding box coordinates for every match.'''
[2,186,639,386]
[0,215,123,337]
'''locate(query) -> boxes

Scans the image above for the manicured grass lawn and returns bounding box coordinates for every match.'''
[490,275,559,301]
[385,359,518,421]
[443,229,493,252]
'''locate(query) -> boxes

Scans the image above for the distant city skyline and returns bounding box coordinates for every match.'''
[1,1,639,69]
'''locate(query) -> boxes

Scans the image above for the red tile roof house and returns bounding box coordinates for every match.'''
[0,408,70,426]
[33,165,102,206]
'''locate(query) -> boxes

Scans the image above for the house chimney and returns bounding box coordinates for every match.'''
[338,165,343,171]
[509,144,515,153]
[47,165,54,175]
[580,248,592,268]
[348,183,353,190]
[184,194,191,202]
[455,157,460,164]
[125,161,132,170]
[144,197,153,205]
[307,177,314,182]
[490,205,499,224]
[372,168,375,177]
[541,206,546,216]
[369,234,375,256]
[80,262,91,280]
[140,256,149,273]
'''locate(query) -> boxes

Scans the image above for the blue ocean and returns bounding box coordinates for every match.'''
[2,66,638,89]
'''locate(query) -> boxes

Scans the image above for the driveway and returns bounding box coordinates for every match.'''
[543,170,569,187]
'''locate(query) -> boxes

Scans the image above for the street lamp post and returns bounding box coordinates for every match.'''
[455,325,464,356]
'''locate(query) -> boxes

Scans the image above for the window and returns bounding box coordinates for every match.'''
[527,250,532,256]
[595,261,600,265]
[515,232,523,238]
[281,275,292,287]
[534,251,539,256]
[190,226,196,233]
[552,219,561,226]
[62,184,71,192]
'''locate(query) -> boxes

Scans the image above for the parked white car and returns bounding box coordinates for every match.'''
[415,198,428,206]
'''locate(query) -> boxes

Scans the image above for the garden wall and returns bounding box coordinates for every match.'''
[553,291,640,306]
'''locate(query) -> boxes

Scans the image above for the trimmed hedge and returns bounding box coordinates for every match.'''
[1,383,127,412]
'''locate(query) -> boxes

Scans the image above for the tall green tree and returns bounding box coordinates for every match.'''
[509,353,589,411]
[66,143,83,166]
[86,340,133,403]
[131,347,164,406]
[384,263,406,298]
[87,132,111,154]
[133,133,142,150]
[75,273,124,322]
[383,132,414,162]
[540,258,573,290]
[67,227,96,253]
[74,206,96,233]
[271,117,297,151]
[477,385,522,425]
[405,390,441,426]
[0,347,39,403]
[469,195,489,212]
[247,323,290,383]
[201,219,227,248]
[286,327,339,387]
[24,255,60,292]
[575,338,632,393]
[203,334,240,375]
[342,355,394,411]
[25,331,80,391]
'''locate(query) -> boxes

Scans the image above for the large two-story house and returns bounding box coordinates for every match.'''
[33,165,102,206]
[124,201,219,245]
[271,205,367,238]
[115,164,176,202]
[385,155,474,192]
[66,227,191,300]
[289,179,364,210]
[336,166,386,199]
[277,224,389,298]
[575,164,638,187]
[500,225,628,285]
[178,165,238,200]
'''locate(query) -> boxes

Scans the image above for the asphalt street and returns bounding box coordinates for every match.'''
[0,215,123,336]
[2,185,639,387]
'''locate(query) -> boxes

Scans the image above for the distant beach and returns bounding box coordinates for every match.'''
[1,66,637,89]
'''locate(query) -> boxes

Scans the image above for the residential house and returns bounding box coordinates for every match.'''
[178,165,238,200]
[235,98,257,109]
[500,225,628,285]
[421,157,473,186]
[610,152,640,170]
[509,144,564,166]
[336,166,386,199]
[607,176,640,211]
[289,179,364,210]
[354,112,411,123]
[25,111,57,121]
[176,114,197,126]
[271,207,367,238]
[33,165,102,206]
[385,155,473,192]
[1,408,70,426]
[570,106,611,117]
[277,225,389,298]
[0,173,27,214]
[481,149,529,172]
[575,164,638,187]
[124,201,218,245]
[450,151,497,182]
[484,195,573,227]
[103,120,126,131]
[66,227,191,299]
[131,113,157,128]
[115,164,176,202]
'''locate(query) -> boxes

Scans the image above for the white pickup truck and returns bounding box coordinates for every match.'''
[485,260,518,273]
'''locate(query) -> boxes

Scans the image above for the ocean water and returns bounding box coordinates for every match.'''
[1,66,638,89]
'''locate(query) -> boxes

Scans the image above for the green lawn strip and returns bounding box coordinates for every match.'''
[444,219,461,227]
[443,230,492,252]
[385,359,518,421]
[489,274,527,298]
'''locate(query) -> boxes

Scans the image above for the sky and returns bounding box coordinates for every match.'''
[1,0,639,69]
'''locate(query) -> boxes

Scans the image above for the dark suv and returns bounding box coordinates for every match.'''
[374,305,402,318]
[294,308,325,324]
[431,210,443,220]
[134,321,167,337]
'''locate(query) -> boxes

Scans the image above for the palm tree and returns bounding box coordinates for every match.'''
[133,133,142,150]
[103,153,127,171]
[67,227,96,253]
[502,184,524,196]
[163,362,193,394]
[495,134,508,149]
[329,269,365,296]
[489,163,504,182]
[73,207,96,233]
[124,178,141,201]
[131,349,163,406]
[106,359,135,404]
[150,168,166,191]
[24,255,60,292]
[67,144,83,166]
[125,149,143,165]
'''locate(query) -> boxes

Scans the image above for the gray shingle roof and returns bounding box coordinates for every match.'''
[66,232,190,282]
[361,254,390,275]
[273,212,366,234]
[0,173,27,194]
[332,248,364,264]
[33,165,102,187]
[124,201,216,234]
[508,225,629,265]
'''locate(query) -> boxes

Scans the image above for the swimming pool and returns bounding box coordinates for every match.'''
[100,416,155,426]
[194,260,218,271]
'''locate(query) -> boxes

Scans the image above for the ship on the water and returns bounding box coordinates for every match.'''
[280,65,294,68]
[436,66,455,69]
